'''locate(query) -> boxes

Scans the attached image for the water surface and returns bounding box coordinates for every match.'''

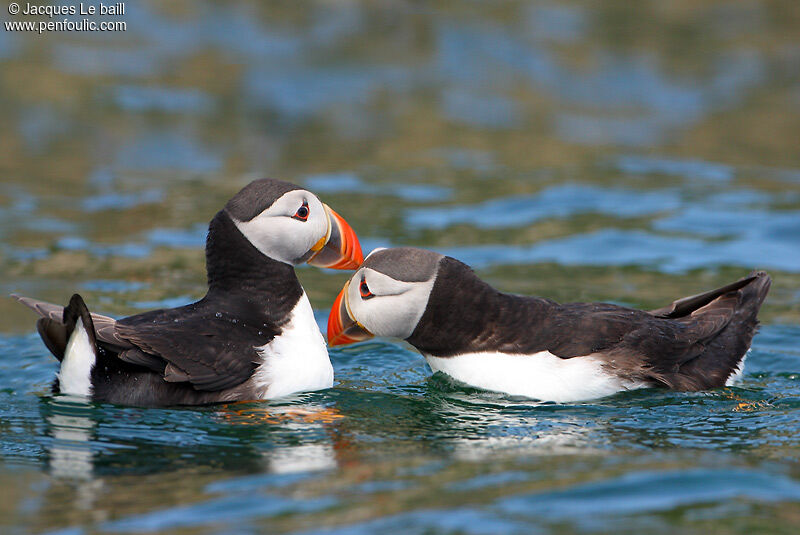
[1,1,800,533]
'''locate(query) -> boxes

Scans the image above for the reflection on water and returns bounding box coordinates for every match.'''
[0,326,800,532]
[407,184,682,229]
[2,0,800,533]
[615,155,735,182]
[43,396,107,521]
[305,172,453,203]
[29,397,350,532]
[498,469,800,524]
[46,396,97,481]
[443,227,800,273]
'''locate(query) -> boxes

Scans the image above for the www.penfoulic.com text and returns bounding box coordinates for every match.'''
[5,3,126,34]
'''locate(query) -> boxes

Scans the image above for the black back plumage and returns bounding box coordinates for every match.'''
[15,207,305,405]
[407,257,771,390]
[113,210,303,392]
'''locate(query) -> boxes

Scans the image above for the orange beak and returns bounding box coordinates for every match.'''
[327,281,374,346]
[307,204,363,270]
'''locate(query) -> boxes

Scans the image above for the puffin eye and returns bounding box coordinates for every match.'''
[293,201,309,222]
[359,279,373,300]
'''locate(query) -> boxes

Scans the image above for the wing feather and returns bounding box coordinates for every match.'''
[14,294,264,391]
[13,294,132,349]
[115,305,273,392]
[648,275,755,318]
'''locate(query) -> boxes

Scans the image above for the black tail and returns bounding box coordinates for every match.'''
[36,316,67,361]
[36,294,97,362]
[675,271,771,389]
[63,294,98,349]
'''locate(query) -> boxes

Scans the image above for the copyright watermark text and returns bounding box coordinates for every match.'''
[5,2,126,34]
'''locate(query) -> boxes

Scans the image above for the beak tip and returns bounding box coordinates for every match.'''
[307,207,363,270]
[326,282,373,347]
[342,256,363,271]
[327,335,344,347]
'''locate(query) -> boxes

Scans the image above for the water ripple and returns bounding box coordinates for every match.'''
[407,184,681,229]
[442,228,800,273]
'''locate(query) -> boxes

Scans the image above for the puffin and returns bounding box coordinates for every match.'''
[327,247,771,402]
[13,178,363,406]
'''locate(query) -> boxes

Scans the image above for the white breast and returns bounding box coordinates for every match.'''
[425,351,645,403]
[252,292,334,399]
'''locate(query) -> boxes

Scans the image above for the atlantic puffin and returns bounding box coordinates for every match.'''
[328,247,771,402]
[13,178,363,406]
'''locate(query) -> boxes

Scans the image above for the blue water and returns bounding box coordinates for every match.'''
[2,328,800,533]
[1,1,800,533]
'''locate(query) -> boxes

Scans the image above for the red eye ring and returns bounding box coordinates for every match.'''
[293,201,309,222]
[359,279,373,299]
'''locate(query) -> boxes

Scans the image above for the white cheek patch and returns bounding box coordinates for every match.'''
[233,192,327,264]
[361,268,419,297]
[348,270,435,339]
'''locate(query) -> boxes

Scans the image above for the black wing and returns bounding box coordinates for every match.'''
[556,271,770,389]
[648,274,758,318]
[13,294,131,350]
[14,294,277,392]
[115,300,278,392]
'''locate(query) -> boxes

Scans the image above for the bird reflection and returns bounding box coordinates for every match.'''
[41,394,105,519]
[423,387,605,460]
[45,395,98,481]
[32,396,353,531]
[214,401,346,474]
[42,395,352,478]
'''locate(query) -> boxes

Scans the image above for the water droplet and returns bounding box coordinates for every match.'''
[231,318,238,324]
[258,331,263,336]
[215,312,222,318]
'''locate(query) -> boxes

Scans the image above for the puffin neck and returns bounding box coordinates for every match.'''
[204,210,302,297]
[406,257,551,357]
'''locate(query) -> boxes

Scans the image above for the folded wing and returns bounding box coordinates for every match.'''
[13,294,273,392]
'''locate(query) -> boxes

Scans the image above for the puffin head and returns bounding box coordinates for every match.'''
[225,178,363,269]
[327,247,444,345]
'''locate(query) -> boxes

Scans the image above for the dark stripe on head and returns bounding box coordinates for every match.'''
[224,178,302,222]
[362,247,444,282]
